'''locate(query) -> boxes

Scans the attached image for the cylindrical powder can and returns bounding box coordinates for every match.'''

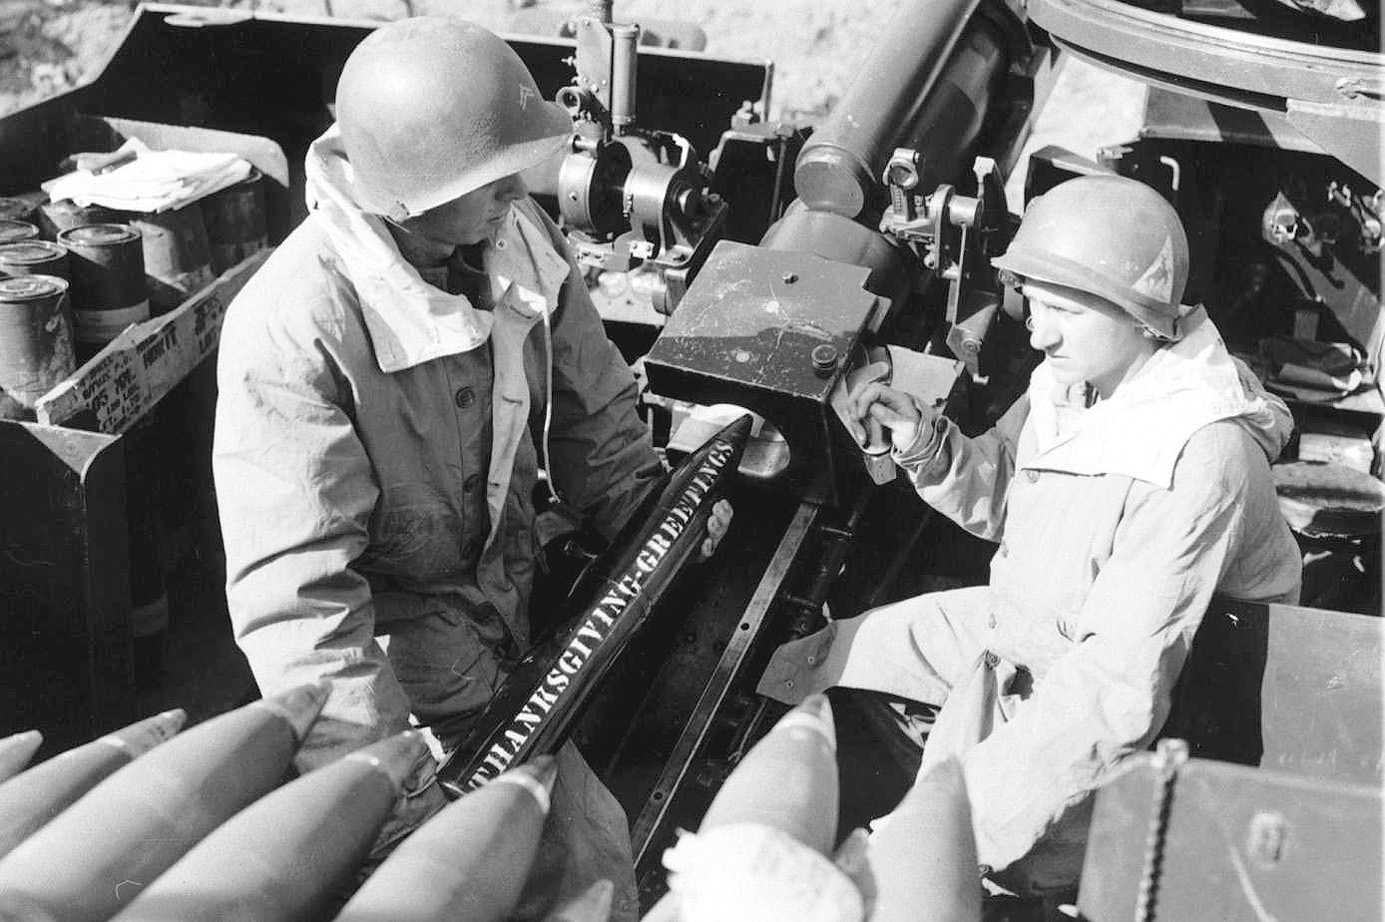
[0,219,40,245]
[37,199,118,241]
[202,168,269,273]
[57,223,149,357]
[0,274,76,419]
[122,204,215,314]
[0,196,38,224]
[0,240,71,281]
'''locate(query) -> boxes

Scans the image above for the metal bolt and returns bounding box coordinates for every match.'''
[734,350,753,363]
[810,344,838,377]
[1247,811,1289,867]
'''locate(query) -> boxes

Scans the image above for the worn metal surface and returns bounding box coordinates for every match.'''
[644,241,887,502]
[1079,754,1383,921]
[1164,599,1384,786]
[1029,0,1383,182]
[629,500,818,868]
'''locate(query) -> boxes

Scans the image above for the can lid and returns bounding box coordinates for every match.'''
[0,274,67,301]
[0,241,66,263]
[59,222,140,246]
[0,219,39,243]
[0,197,37,221]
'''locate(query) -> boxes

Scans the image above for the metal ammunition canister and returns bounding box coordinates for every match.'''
[57,223,149,357]
[0,196,38,224]
[0,219,40,244]
[121,203,216,313]
[0,240,72,281]
[202,168,269,273]
[36,199,117,240]
[0,275,76,419]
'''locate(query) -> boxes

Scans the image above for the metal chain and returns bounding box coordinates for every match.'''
[1134,738,1189,922]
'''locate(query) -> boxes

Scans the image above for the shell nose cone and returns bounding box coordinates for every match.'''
[700,695,840,855]
[345,730,431,792]
[0,731,43,783]
[868,757,982,922]
[253,680,332,742]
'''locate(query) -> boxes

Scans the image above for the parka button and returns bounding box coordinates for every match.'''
[1025,470,1039,483]
[455,387,476,409]
[463,473,482,492]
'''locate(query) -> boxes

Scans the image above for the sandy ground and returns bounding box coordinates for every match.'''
[0,0,1146,206]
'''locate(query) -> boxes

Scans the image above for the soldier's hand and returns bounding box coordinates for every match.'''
[846,381,928,452]
[700,500,734,560]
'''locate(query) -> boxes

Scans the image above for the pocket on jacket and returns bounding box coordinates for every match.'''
[360,482,466,583]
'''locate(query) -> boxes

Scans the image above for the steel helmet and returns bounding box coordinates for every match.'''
[335,17,573,221]
[991,174,1191,340]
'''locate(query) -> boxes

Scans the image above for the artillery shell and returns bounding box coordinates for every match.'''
[0,732,43,784]
[867,758,982,922]
[0,709,186,859]
[542,879,615,922]
[109,730,429,922]
[0,682,329,922]
[699,693,839,856]
[336,755,557,922]
[441,414,750,796]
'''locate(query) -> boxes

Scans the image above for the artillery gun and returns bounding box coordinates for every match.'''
[0,0,1379,917]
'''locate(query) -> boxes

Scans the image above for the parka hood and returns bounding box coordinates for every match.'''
[304,123,494,372]
[1021,307,1294,488]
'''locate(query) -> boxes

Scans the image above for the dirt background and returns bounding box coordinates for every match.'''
[0,0,1146,205]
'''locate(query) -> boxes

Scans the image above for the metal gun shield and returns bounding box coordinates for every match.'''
[109,730,429,922]
[0,683,329,922]
[0,710,186,859]
[439,414,751,797]
[699,693,840,856]
[866,758,982,922]
[335,756,557,922]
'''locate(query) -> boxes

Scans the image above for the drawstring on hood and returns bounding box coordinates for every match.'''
[1021,307,1294,488]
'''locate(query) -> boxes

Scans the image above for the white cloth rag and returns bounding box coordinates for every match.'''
[41,139,251,213]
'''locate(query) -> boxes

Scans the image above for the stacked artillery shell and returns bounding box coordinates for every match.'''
[110,729,429,922]
[335,756,558,922]
[57,223,149,357]
[700,693,840,855]
[0,241,71,281]
[439,415,750,797]
[867,758,982,922]
[0,731,43,784]
[0,710,186,860]
[543,880,615,922]
[0,219,39,244]
[0,683,328,922]
[0,275,75,417]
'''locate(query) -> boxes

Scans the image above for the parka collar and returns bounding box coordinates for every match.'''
[303,124,569,374]
[1020,308,1293,488]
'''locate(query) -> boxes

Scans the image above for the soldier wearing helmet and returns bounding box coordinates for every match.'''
[212,18,727,920]
[760,174,1302,899]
